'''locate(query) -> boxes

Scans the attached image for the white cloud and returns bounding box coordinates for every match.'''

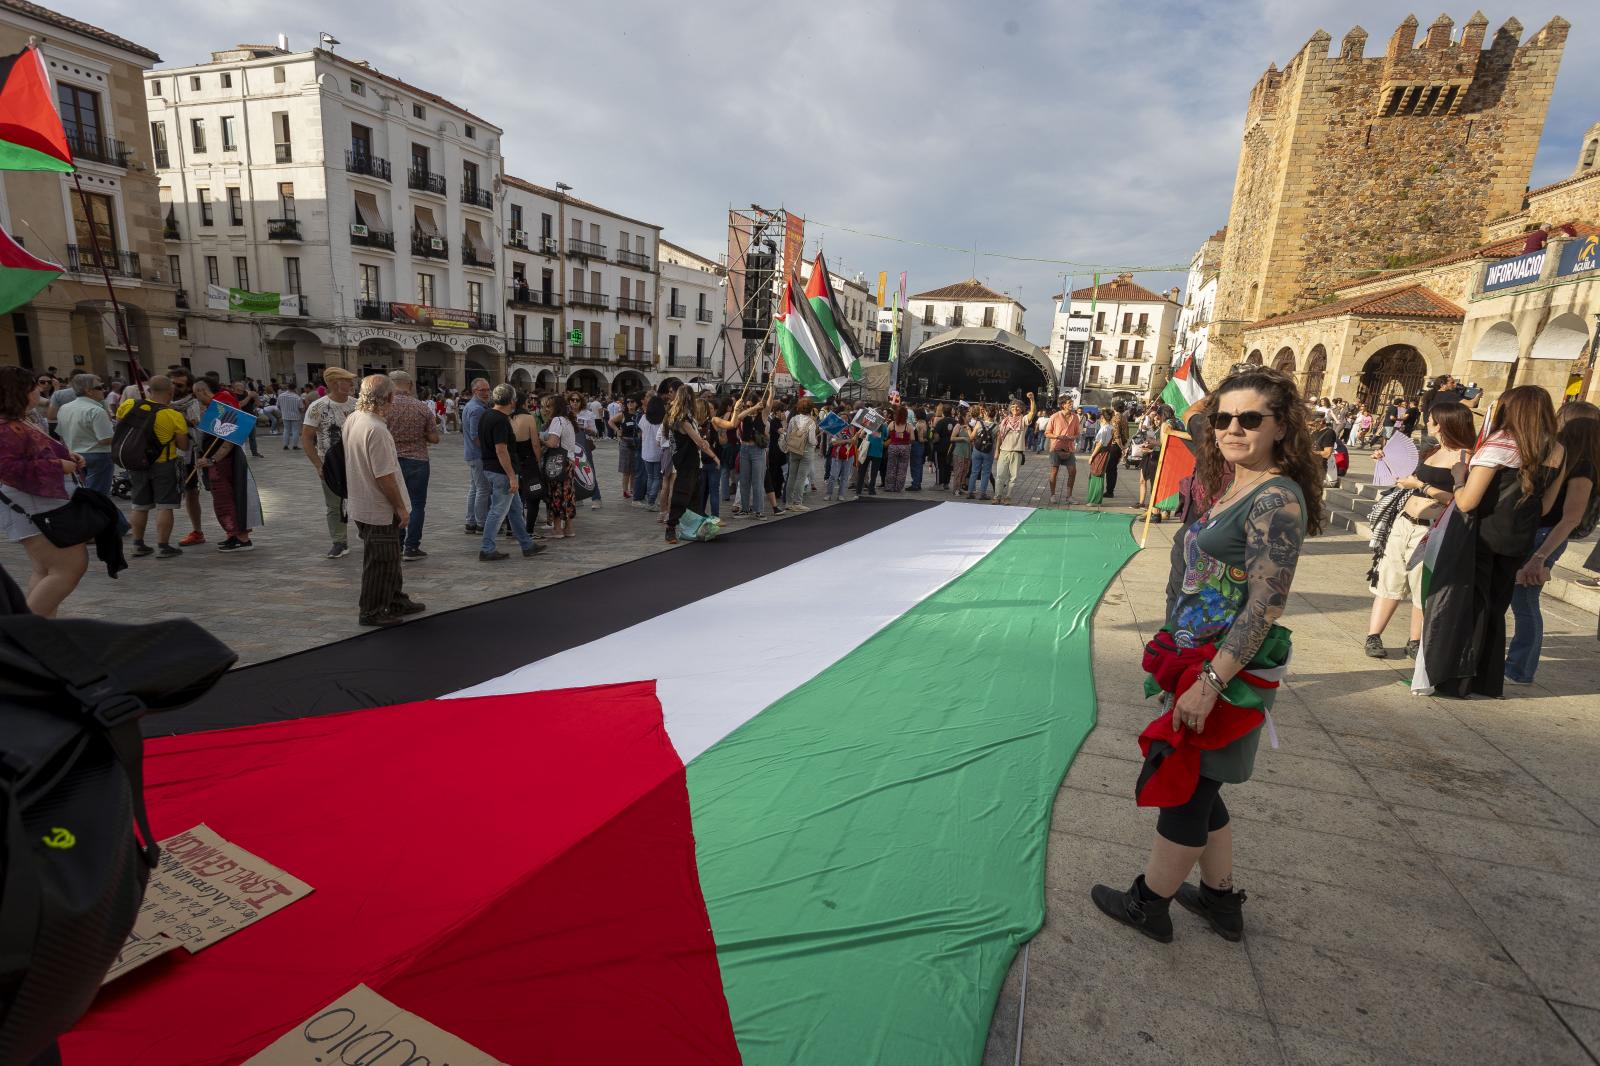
[86,0,1596,336]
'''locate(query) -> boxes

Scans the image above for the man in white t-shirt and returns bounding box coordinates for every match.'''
[301,367,358,558]
[276,385,304,449]
[605,397,622,439]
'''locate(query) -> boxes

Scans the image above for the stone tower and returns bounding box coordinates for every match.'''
[1209,12,1569,359]
[1574,119,1600,178]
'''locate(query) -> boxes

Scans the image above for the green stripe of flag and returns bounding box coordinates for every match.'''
[687,509,1138,1063]
[0,141,73,172]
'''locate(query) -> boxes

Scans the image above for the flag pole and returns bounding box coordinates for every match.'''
[1138,424,1174,548]
[71,171,147,398]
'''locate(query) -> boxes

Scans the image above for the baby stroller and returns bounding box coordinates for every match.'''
[110,468,132,499]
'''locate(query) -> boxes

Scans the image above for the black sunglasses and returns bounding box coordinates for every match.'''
[1210,410,1276,431]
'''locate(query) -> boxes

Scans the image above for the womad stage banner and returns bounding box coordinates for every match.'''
[67,502,1138,1066]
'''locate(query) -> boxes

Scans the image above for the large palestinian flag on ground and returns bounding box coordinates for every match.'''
[65,501,1136,1065]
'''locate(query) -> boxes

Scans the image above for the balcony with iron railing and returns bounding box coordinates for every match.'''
[354,298,393,321]
[696,307,714,323]
[473,311,498,331]
[507,233,529,250]
[66,131,131,167]
[67,245,140,278]
[667,303,686,319]
[569,345,610,363]
[349,227,396,251]
[461,185,493,209]
[616,248,651,271]
[567,238,607,260]
[175,289,190,309]
[268,217,302,241]
[506,284,560,309]
[411,232,449,259]
[665,354,710,368]
[408,169,446,195]
[507,337,564,358]
[345,150,391,180]
[163,218,180,240]
[154,148,170,169]
[617,297,652,315]
[567,289,608,309]
[618,350,653,365]
[461,243,494,269]
[274,143,292,163]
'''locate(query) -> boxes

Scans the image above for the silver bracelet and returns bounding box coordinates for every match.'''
[1200,661,1227,695]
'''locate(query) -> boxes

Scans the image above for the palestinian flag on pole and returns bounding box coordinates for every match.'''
[775,272,850,400]
[806,251,863,381]
[1160,348,1205,420]
[0,47,75,172]
[0,225,62,314]
[66,502,1138,1066]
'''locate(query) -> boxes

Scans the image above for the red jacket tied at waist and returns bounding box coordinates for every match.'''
[1135,631,1266,808]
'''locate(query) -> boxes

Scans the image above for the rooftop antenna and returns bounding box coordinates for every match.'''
[319,32,340,52]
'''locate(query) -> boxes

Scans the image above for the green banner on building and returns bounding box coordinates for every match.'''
[228,287,281,314]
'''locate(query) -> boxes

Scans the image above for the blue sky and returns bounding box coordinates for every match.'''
[77,1,1596,336]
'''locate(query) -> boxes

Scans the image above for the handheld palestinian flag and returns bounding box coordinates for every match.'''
[1150,425,1196,514]
[806,251,863,380]
[1160,348,1205,420]
[776,272,850,400]
[0,47,74,173]
[67,502,1139,1065]
[0,225,62,315]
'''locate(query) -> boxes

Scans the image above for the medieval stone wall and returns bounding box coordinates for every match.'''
[1482,170,1600,241]
[1210,14,1568,362]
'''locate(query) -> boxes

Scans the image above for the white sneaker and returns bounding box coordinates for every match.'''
[590,501,601,510]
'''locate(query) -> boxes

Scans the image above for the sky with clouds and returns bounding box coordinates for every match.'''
[79,0,1597,336]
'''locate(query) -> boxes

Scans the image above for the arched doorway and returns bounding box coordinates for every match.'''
[1303,345,1328,399]
[1356,345,1428,407]
[465,343,500,388]
[611,369,650,397]
[1529,313,1591,363]
[1272,346,1295,375]
[267,326,325,386]
[1246,349,1263,365]
[567,369,606,394]
[510,367,533,392]
[415,341,454,392]
[535,370,556,392]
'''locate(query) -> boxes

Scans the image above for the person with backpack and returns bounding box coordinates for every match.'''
[966,404,998,500]
[301,367,357,559]
[783,397,819,509]
[114,375,188,561]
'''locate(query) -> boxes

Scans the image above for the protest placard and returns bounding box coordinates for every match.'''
[244,985,508,1065]
[851,407,885,434]
[197,399,258,444]
[104,823,313,983]
[817,411,850,437]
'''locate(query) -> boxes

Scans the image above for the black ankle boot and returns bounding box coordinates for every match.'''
[1175,881,1248,942]
[1090,876,1174,943]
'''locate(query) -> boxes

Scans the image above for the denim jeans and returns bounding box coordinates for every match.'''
[480,471,532,553]
[827,455,854,497]
[82,451,113,494]
[701,460,721,517]
[968,450,995,495]
[721,462,737,501]
[464,457,490,527]
[398,457,429,551]
[1506,528,1567,683]
[637,458,662,506]
[738,444,767,514]
[785,449,812,505]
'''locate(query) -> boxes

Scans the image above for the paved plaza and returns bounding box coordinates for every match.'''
[6,429,1597,1065]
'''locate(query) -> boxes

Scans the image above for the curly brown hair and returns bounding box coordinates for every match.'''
[1198,366,1325,536]
[0,365,38,420]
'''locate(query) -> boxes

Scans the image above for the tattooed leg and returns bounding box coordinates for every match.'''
[1199,823,1234,892]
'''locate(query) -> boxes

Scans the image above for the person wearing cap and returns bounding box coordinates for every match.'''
[302,367,358,558]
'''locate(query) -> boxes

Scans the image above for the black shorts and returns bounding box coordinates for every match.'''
[129,460,180,511]
[1050,451,1076,469]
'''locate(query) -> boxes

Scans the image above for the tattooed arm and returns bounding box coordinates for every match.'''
[1214,486,1304,679]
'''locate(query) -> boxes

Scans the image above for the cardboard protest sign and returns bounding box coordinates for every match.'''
[198,399,258,444]
[243,985,508,1066]
[104,823,313,982]
[851,407,885,434]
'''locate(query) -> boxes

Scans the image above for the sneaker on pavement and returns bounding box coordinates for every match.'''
[156,544,182,559]
[358,611,405,627]
[179,530,205,546]
[402,547,426,561]
[591,501,601,510]
[522,544,546,558]
[391,598,427,616]
[464,524,480,535]
[131,541,153,557]
[479,550,508,562]
[326,542,350,559]
[1405,639,1420,659]
[1364,635,1386,658]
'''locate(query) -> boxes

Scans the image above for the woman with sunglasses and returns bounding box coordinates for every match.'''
[1093,366,1323,944]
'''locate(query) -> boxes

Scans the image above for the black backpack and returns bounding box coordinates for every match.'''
[973,421,996,453]
[0,612,234,1063]
[110,398,167,472]
[321,422,349,499]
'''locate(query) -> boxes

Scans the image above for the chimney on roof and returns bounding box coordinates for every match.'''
[1167,287,1181,302]
[277,33,289,51]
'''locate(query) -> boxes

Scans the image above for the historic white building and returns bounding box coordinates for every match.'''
[500,176,660,396]
[1174,228,1225,374]
[908,279,1026,336]
[148,39,506,388]
[1053,273,1180,400]
[657,240,721,386]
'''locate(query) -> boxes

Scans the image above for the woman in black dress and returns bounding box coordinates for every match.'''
[663,385,720,544]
